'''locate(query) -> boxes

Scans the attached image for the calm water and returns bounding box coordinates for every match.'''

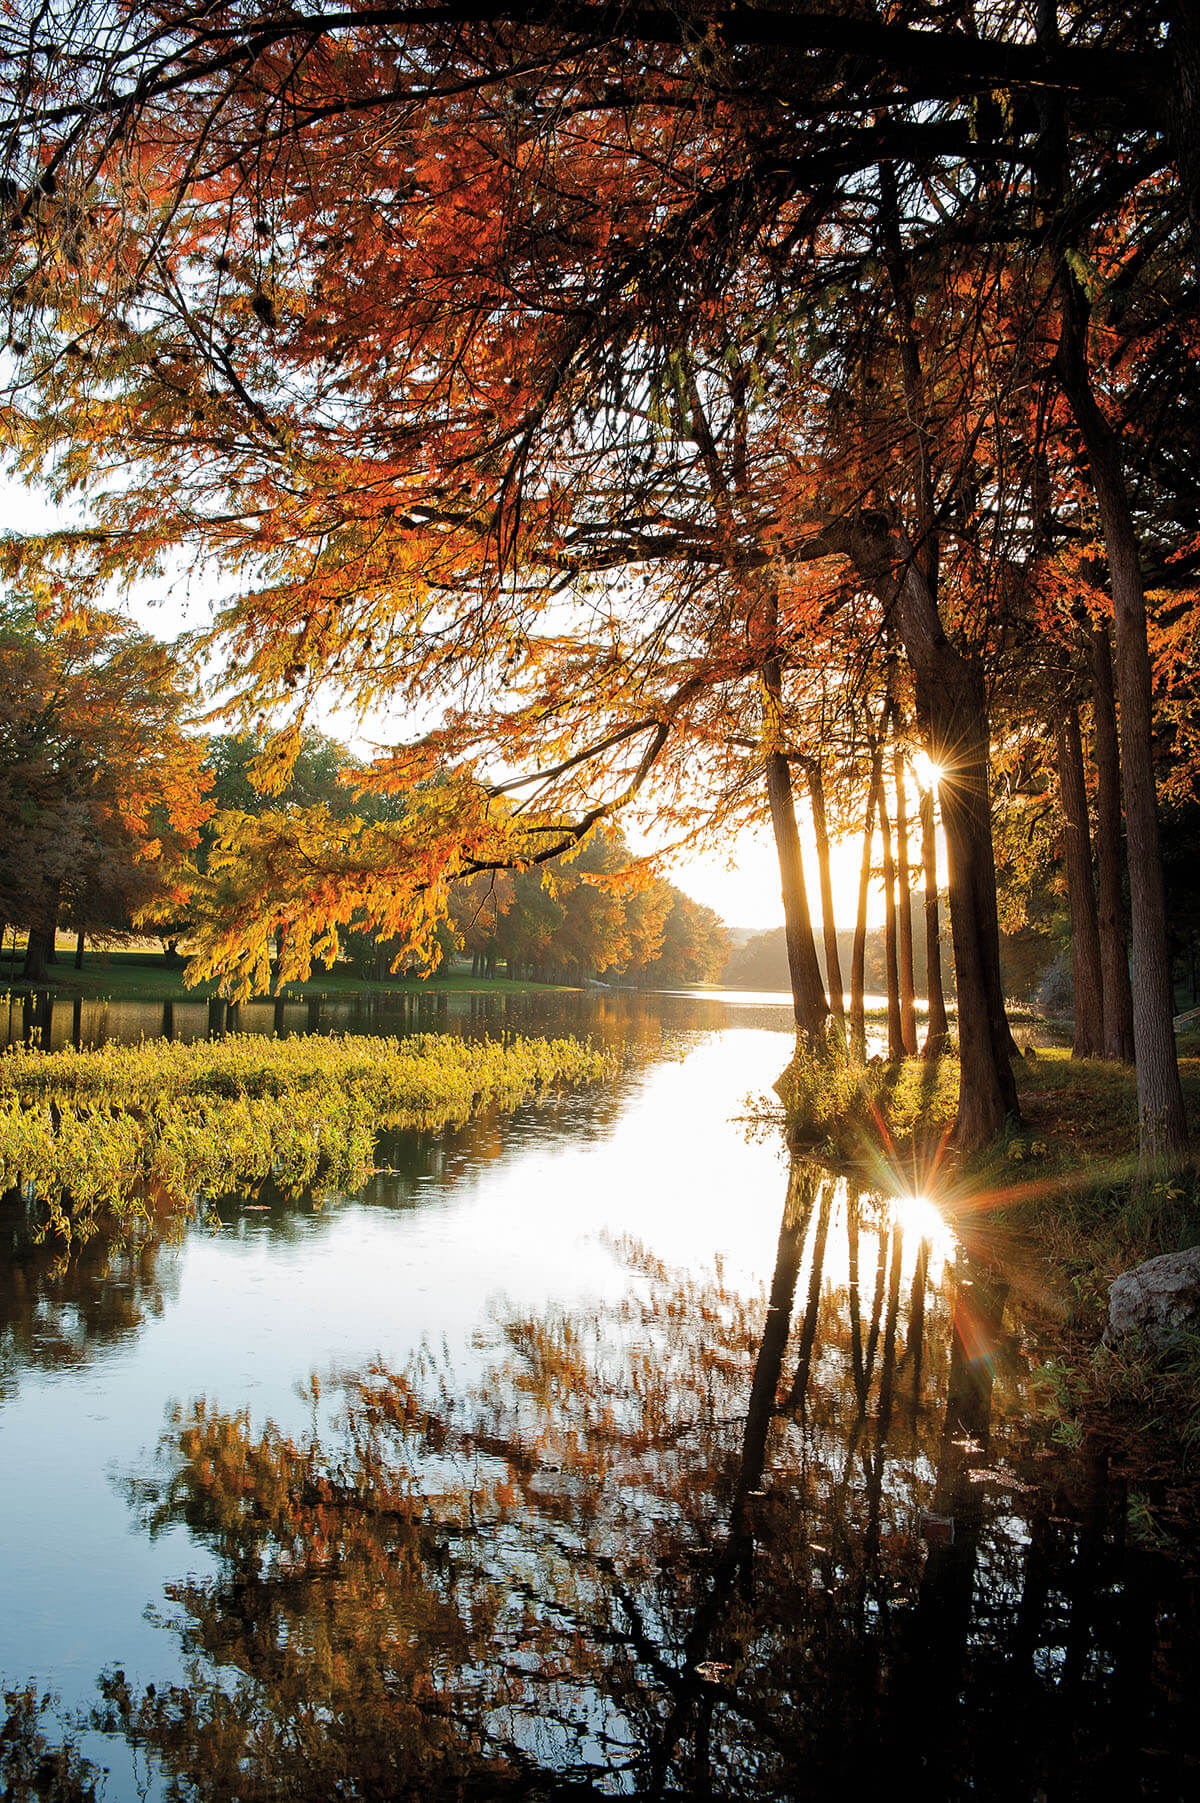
[0,985,906,1055]
[1,992,1195,1800]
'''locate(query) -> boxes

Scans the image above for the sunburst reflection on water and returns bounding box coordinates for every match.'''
[0,994,1196,1799]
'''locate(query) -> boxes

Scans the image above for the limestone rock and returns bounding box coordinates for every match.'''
[1105,1245,1200,1353]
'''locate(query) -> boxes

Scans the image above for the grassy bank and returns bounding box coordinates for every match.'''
[1009,1048,1200,1495]
[0,1032,615,1248]
[0,947,577,1002]
[781,1038,1200,1508]
[781,1037,1200,1189]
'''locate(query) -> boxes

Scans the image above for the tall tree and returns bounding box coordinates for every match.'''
[916,774,950,1060]
[4,0,1195,1154]
[1054,274,1189,1159]
[804,755,846,1024]
[893,739,918,1056]
[0,608,210,980]
[1086,625,1135,1063]
[1054,702,1104,1059]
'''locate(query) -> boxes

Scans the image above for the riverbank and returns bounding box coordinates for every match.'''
[781,1037,1200,1185]
[3,1001,1194,1799]
[1013,1048,1200,1510]
[0,948,578,1003]
[781,1038,1200,1522]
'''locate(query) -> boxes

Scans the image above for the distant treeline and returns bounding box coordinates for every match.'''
[449,830,729,988]
[0,696,729,991]
[723,919,1055,1004]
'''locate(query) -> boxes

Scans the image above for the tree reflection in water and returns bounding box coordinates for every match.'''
[0,1189,176,1399]
[104,1162,1197,1801]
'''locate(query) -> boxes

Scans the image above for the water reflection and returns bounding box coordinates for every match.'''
[0,1190,177,1401]
[100,1162,1196,1801]
[0,1023,767,1419]
[2,985,798,1054]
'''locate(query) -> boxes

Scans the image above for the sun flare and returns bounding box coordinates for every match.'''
[891,1190,953,1248]
[911,749,945,790]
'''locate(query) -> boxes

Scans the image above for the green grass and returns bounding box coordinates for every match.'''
[779,1035,1200,1185]
[0,1031,616,1250]
[1005,1048,1200,1520]
[0,947,576,1003]
[777,1043,959,1165]
[1002,1045,1200,1288]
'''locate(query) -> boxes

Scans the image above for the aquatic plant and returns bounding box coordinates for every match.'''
[0,1033,615,1246]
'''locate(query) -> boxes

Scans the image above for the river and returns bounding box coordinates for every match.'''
[0,990,1195,1799]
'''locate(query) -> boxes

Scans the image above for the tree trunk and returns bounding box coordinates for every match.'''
[647,1161,818,1791]
[1056,703,1104,1059]
[1087,624,1135,1063]
[762,649,828,1037]
[764,750,828,1036]
[862,170,1013,1140]
[893,742,919,1054]
[805,758,845,1021]
[74,928,85,970]
[784,1179,835,1412]
[736,1162,815,1490]
[904,1254,1009,1773]
[22,926,53,983]
[850,741,884,1056]
[1056,273,1188,1164]
[922,653,1020,1146]
[918,782,950,1058]
[877,784,904,1061]
[835,525,1017,1147]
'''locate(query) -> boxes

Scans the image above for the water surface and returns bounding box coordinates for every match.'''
[0,992,1195,1799]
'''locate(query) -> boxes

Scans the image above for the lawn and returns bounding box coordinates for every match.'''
[0,945,577,1002]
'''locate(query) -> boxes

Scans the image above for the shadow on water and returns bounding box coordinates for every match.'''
[51,1160,1196,1802]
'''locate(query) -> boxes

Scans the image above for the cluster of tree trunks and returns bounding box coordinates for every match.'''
[1055,275,1188,1163]
[766,709,949,1071]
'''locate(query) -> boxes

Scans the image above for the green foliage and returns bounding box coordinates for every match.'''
[1029,1358,1087,1452]
[985,1051,1200,1477]
[777,1042,958,1163]
[0,606,209,962]
[1033,1328,1200,1502]
[203,731,361,821]
[450,827,729,986]
[0,1033,615,1247]
[774,1038,1200,1491]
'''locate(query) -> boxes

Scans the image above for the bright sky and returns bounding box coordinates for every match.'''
[637,818,880,933]
[4,473,917,935]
